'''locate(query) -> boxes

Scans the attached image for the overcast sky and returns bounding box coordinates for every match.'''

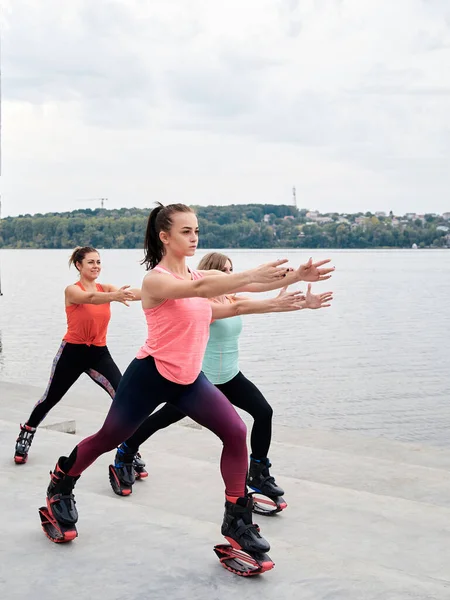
[1,0,450,217]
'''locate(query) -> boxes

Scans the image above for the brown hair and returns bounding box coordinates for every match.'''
[142,202,195,270]
[68,246,98,271]
[197,252,233,272]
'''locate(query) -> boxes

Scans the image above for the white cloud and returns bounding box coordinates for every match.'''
[1,0,450,217]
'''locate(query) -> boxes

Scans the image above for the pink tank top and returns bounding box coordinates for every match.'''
[136,266,212,384]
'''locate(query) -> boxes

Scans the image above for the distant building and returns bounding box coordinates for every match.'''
[316,217,333,224]
[375,211,386,217]
[442,212,450,220]
[305,211,319,220]
[436,225,449,232]
[405,213,417,220]
[263,214,271,223]
[283,215,295,221]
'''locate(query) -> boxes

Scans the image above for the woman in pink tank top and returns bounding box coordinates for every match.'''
[38,203,333,576]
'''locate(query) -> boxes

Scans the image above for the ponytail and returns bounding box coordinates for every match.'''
[141,202,194,270]
[142,203,165,270]
[69,246,98,271]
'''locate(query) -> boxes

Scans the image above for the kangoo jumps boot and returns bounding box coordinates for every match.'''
[221,496,270,554]
[109,443,136,496]
[39,457,79,543]
[132,451,148,479]
[247,456,285,497]
[14,423,36,464]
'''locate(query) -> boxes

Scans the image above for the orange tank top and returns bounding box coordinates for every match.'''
[63,282,111,346]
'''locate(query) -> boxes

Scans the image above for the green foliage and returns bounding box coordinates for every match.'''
[0,206,449,249]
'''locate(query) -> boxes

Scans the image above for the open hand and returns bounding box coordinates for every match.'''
[251,259,290,284]
[296,258,335,282]
[303,283,333,309]
[273,286,306,312]
[114,285,135,306]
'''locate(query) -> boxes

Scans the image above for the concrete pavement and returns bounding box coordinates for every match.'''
[1,380,450,599]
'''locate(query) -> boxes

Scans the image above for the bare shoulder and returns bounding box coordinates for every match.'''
[142,269,168,293]
[143,270,167,284]
[64,283,78,294]
[64,283,82,306]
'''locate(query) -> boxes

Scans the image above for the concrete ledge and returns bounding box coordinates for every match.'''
[180,418,203,430]
[40,419,76,434]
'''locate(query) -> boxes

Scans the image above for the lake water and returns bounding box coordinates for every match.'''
[0,248,449,447]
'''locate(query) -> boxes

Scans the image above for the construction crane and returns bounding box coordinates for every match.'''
[80,198,109,209]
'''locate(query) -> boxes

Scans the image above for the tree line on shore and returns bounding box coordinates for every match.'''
[0,204,449,249]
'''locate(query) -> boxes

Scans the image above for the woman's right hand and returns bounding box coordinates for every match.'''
[113,285,136,306]
[272,286,306,312]
[250,259,290,284]
[303,283,333,309]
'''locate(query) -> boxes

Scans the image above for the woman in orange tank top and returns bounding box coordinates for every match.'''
[13,246,143,470]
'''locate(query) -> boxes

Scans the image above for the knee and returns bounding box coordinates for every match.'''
[256,402,273,422]
[229,418,247,445]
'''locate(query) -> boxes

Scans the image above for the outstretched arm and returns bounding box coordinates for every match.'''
[143,259,290,302]
[104,284,142,302]
[65,284,136,306]
[211,286,333,320]
[236,258,335,293]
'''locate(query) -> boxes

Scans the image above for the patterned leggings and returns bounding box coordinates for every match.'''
[27,341,120,428]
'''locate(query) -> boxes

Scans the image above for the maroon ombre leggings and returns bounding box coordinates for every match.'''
[65,356,248,497]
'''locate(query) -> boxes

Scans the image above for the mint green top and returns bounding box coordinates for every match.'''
[202,314,243,384]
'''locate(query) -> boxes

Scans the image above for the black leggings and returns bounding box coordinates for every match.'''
[126,371,273,460]
[26,341,121,428]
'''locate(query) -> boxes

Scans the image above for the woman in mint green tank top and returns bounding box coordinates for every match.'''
[124,252,334,511]
[197,253,285,504]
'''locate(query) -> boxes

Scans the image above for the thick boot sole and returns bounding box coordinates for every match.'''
[38,506,78,543]
[109,465,132,496]
[248,491,287,516]
[14,454,28,464]
[213,544,274,576]
[134,467,148,480]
